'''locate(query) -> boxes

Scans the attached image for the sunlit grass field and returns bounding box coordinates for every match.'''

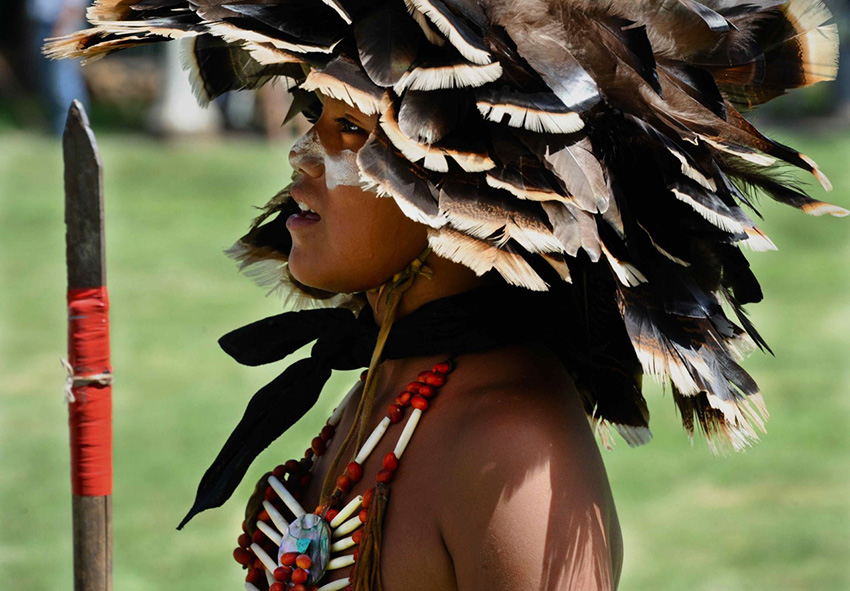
[1,126,848,591]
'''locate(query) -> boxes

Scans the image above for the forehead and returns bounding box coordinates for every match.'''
[318,93,375,123]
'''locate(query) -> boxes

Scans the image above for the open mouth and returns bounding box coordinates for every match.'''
[286,199,322,229]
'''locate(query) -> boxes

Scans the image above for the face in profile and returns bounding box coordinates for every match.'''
[287,96,429,294]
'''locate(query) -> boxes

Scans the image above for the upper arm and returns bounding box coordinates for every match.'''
[438,385,621,591]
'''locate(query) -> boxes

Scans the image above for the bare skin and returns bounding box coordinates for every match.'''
[286,96,623,590]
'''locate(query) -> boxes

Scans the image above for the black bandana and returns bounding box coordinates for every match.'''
[178,286,549,528]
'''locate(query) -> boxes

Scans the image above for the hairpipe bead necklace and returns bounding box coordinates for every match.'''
[235,358,455,591]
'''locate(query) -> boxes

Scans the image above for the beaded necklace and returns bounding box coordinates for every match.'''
[233,359,454,591]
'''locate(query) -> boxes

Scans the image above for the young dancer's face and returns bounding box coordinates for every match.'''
[287,96,428,293]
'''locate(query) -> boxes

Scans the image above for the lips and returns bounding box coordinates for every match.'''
[288,185,322,230]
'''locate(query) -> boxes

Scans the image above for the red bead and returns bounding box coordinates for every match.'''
[257,510,270,522]
[376,469,394,483]
[237,533,251,549]
[304,448,314,459]
[411,395,429,411]
[359,509,368,523]
[406,381,421,394]
[396,392,411,406]
[272,464,287,479]
[281,551,298,567]
[269,583,286,591]
[382,452,399,472]
[291,568,309,584]
[423,371,446,386]
[362,487,373,509]
[387,404,404,423]
[296,554,312,569]
[344,586,354,591]
[273,566,292,582]
[253,558,264,569]
[360,370,369,382]
[300,473,312,487]
[320,424,336,441]
[233,547,252,566]
[433,361,453,375]
[251,529,264,544]
[285,459,301,473]
[291,586,307,591]
[352,529,363,544]
[353,547,360,561]
[346,461,363,482]
[337,475,352,493]
[264,486,277,501]
[417,384,435,398]
[325,509,339,523]
[246,568,263,584]
[311,436,326,455]
[241,520,248,533]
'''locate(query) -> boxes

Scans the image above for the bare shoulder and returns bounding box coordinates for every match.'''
[432,344,623,591]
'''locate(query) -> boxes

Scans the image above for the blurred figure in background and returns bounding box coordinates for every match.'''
[27,0,89,134]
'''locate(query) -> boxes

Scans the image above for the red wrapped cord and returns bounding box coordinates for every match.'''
[67,287,112,496]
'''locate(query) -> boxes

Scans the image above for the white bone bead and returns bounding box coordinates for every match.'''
[257,519,283,546]
[265,568,275,586]
[245,583,262,591]
[262,500,289,534]
[330,495,362,528]
[329,382,359,427]
[327,554,356,570]
[332,515,363,538]
[354,417,392,464]
[318,577,353,591]
[393,408,423,459]
[250,543,278,572]
[268,474,306,518]
[330,535,356,552]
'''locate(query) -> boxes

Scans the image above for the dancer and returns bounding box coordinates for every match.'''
[48,2,844,589]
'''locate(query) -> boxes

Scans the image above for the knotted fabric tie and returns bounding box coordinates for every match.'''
[178,286,547,528]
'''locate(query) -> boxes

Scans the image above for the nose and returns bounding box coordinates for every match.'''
[288,129,324,178]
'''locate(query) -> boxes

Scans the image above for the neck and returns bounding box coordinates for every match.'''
[366,253,485,328]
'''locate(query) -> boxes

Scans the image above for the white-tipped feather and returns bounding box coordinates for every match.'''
[177,36,212,105]
[540,253,572,283]
[301,71,382,115]
[699,136,778,167]
[670,187,746,235]
[395,62,502,92]
[408,5,447,45]
[428,229,548,290]
[601,243,648,287]
[664,144,717,191]
[320,0,352,24]
[206,22,338,54]
[485,174,571,204]
[477,100,585,135]
[405,0,493,65]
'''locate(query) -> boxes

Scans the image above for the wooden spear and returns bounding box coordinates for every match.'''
[64,99,113,591]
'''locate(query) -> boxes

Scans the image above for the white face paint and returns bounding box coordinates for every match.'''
[325,149,362,190]
[291,128,363,190]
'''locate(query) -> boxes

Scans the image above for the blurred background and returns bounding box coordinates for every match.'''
[1,1,849,590]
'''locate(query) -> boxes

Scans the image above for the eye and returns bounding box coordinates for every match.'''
[335,117,365,134]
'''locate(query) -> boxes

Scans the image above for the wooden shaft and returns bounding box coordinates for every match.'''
[72,496,113,591]
[64,100,113,591]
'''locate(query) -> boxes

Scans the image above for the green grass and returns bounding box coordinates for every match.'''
[1,128,848,591]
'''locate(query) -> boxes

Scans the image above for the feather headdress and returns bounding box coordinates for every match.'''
[47,0,844,450]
